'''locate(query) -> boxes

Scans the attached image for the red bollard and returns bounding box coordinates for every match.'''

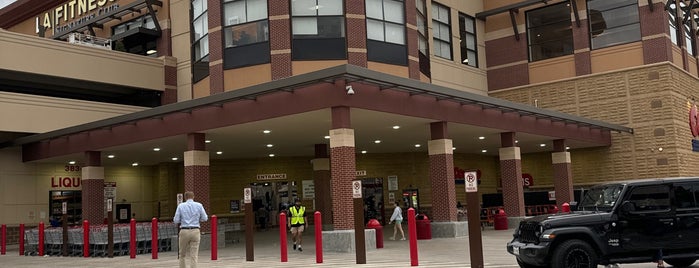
[408,208,418,266]
[562,202,570,213]
[38,222,44,256]
[2,224,6,255]
[211,215,217,260]
[130,219,136,259]
[280,212,287,262]
[83,220,89,257]
[151,218,158,259]
[19,224,25,256]
[314,211,323,263]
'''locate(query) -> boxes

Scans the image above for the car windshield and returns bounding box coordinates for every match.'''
[578,184,623,212]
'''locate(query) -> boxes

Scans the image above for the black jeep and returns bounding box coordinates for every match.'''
[507,177,699,268]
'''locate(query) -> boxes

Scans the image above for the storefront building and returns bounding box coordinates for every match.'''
[0,0,694,242]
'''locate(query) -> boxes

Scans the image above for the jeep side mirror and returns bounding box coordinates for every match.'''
[620,201,635,215]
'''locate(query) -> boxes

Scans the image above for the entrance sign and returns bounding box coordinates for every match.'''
[465,171,478,192]
[352,180,362,198]
[243,187,252,204]
[256,174,287,180]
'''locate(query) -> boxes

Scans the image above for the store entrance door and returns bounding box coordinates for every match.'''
[362,178,385,224]
[250,181,298,227]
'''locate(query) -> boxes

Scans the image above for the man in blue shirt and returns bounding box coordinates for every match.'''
[174,191,208,268]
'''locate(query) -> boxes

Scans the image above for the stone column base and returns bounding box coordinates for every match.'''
[322,229,376,253]
[430,221,469,238]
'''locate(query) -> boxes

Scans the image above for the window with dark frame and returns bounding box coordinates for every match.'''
[669,2,680,46]
[191,0,209,82]
[667,1,697,56]
[459,13,477,67]
[587,0,640,50]
[222,0,270,69]
[291,0,346,60]
[111,14,158,56]
[526,2,573,62]
[431,2,451,60]
[416,0,430,76]
[365,0,407,65]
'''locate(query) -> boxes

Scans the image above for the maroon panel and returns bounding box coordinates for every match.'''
[165,65,177,86]
[553,162,573,208]
[270,18,291,50]
[157,28,173,56]
[501,159,524,217]
[430,122,447,140]
[346,17,367,67]
[484,34,528,67]
[185,165,211,233]
[188,133,206,151]
[313,170,332,225]
[639,2,668,37]
[348,52,367,67]
[573,19,590,50]
[81,178,105,224]
[429,154,456,221]
[643,37,672,64]
[500,132,515,147]
[575,51,591,76]
[331,106,351,129]
[271,54,292,80]
[207,0,222,28]
[269,0,289,16]
[487,63,529,90]
[330,146,355,230]
[208,31,223,62]
[314,144,328,158]
[85,151,101,166]
[553,139,565,152]
[210,62,224,94]
[161,88,177,105]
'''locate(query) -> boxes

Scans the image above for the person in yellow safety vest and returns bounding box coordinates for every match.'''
[288,199,308,252]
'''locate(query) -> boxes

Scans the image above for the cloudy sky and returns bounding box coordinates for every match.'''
[0,0,16,9]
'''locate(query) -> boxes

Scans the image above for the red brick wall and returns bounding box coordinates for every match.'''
[330,146,355,230]
[429,154,456,221]
[500,159,524,217]
[82,178,105,224]
[185,165,211,232]
[553,162,573,208]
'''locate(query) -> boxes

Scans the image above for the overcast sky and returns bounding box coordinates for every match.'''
[0,0,16,9]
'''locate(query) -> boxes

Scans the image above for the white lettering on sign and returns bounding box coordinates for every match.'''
[352,180,362,198]
[256,174,287,180]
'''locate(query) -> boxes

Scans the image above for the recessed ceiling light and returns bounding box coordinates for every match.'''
[269,154,275,157]
[263,130,271,134]
[540,143,546,147]
[107,155,115,159]
[216,151,223,155]
[205,140,212,143]
[374,140,381,144]
[153,148,161,151]
[392,126,400,129]
[324,135,330,139]
[565,146,570,150]
[361,150,367,154]
[414,144,421,148]
[452,147,456,150]
[515,140,519,143]
[171,157,179,161]
[266,144,274,148]
[478,136,485,140]
[481,149,487,153]
[68,161,76,165]
[132,162,139,166]
[146,49,157,55]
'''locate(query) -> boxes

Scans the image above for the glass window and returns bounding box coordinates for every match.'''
[223,0,269,48]
[366,0,405,45]
[192,0,209,62]
[526,2,573,61]
[459,13,477,67]
[587,0,640,49]
[291,0,344,38]
[416,0,428,55]
[669,2,680,45]
[628,185,670,212]
[431,2,451,59]
[675,183,697,209]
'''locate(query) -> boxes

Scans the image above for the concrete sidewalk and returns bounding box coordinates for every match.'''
[0,226,674,267]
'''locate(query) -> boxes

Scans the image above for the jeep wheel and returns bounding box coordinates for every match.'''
[517,258,547,268]
[551,239,598,268]
[665,258,697,268]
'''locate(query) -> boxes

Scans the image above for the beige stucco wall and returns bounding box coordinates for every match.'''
[491,63,699,182]
[224,64,272,91]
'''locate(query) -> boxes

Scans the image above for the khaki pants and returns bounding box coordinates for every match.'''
[179,229,201,268]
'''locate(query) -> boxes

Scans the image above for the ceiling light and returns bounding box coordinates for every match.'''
[263,130,271,134]
[374,140,381,144]
[361,150,367,154]
[146,49,157,55]
[205,140,212,143]
[452,147,456,150]
[171,157,179,161]
[266,144,274,148]
[68,161,76,165]
[515,140,519,143]
[107,155,115,159]
[392,126,400,129]
[565,146,570,150]
[414,144,421,148]
[153,148,161,151]
[324,135,330,139]
[481,149,487,153]
[269,154,275,157]
[132,162,139,166]
[216,151,223,155]
[540,143,546,147]
[478,136,485,140]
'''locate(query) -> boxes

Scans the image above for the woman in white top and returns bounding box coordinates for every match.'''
[389,201,406,240]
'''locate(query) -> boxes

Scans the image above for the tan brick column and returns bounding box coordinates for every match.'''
[640,0,672,64]
[329,106,355,230]
[312,144,332,226]
[552,139,573,208]
[428,122,456,221]
[499,132,524,217]
[184,133,211,232]
[81,151,104,224]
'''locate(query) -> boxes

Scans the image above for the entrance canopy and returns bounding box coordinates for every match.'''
[9,64,632,165]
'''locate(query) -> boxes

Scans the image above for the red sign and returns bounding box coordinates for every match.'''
[51,177,81,188]
[522,173,534,187]
[690,104,699,138]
